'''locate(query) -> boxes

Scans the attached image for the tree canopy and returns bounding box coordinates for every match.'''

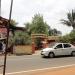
[30,14,49,35]
[9,19,18,36]
[59,30,75,44]
[24,14,61,36]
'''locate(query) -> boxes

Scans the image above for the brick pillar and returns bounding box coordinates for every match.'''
[32,42,35,53]
[42,41,47,48]
[42,38,48,48]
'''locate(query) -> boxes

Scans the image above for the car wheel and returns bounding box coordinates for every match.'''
[71,51,75,56]
[48,52,55,58]
[41,55,45,58]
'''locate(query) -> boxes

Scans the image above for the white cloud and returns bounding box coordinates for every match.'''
[1,0,75,35]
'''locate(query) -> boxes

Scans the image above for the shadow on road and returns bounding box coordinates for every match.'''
[42,55,75,59]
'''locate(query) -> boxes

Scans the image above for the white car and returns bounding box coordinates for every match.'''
[41,43,75,58]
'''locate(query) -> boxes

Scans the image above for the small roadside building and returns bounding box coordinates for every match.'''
[31,34,60,53]
[0,16,25,54]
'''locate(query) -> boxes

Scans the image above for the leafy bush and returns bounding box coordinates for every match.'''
[59,30,75,44]
[14,31,31,45]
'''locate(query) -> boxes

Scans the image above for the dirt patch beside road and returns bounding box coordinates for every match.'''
[6,65,75,75]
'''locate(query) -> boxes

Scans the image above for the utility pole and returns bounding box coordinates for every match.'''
[0,0,1,16]
[3,0,13,75]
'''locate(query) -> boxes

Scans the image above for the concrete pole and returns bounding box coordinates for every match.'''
[3,0,13,75]
[0,0,1,16]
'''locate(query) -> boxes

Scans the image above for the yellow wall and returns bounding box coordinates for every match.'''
[14,45,32,55]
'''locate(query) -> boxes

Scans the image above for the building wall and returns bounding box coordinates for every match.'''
[0,28,7,38]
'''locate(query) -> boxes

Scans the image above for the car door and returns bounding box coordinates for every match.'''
[63,44,72,55]
[54,44,63,56]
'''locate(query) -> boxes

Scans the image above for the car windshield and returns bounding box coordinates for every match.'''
[48,43,56,48]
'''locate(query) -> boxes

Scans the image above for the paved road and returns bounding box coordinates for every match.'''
[0,55,75,74]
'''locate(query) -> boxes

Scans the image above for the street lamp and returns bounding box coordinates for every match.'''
[3,0,13,75]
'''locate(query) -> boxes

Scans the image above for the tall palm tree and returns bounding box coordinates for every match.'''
[61,9,75,30]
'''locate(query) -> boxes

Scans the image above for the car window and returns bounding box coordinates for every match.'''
[63,44,71,48]
[55,44,63,49]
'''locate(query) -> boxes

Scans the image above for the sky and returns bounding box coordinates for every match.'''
[1,0,75,35]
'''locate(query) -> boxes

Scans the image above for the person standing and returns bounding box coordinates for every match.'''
[2,41,6,54]
[0,41,2,52]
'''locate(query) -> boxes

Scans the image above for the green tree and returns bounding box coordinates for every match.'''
[61,9,75,30]
[24,22,31,35]
[8,20,18,47]
[9,19,18,35]
[30,14,49,35]
[69,30,75,44]
[59,34,70,43]
[59,30,75,44]
[24,14,62,48]
[25,14,49,48]
[14,31,31,45]
[49,28,62,36]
